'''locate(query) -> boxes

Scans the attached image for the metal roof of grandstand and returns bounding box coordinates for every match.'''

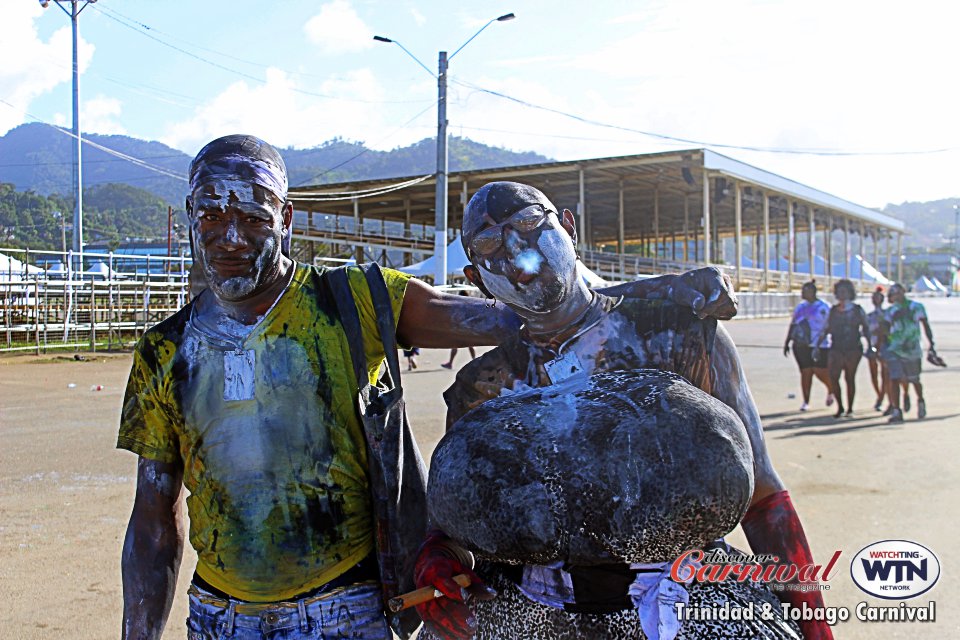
[288,148,905,241]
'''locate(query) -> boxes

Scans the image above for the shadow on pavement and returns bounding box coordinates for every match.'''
[762,411,960,438]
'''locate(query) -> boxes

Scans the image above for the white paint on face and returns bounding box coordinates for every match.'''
[476,224,577,314]
[191,179,284,303]
[211,235,279,301]
[515,249,542,274]
[536,226,577,284]
[217,179,257,204]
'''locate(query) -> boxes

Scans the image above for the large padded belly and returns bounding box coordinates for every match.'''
[428,370,754,565]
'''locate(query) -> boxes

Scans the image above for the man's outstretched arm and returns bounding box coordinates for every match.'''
[710,326,834,640]
[599,266,738,320]
[397,278,522,349]
[397,266,738,348]
[121,457,185,640]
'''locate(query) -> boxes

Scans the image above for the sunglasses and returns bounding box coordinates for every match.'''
[469,204,553,257]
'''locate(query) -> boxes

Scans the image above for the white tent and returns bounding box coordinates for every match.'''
[0,251,44,278]
[913,276,938,293]
[84,260,124,279]
[930,276,949,294]
[398,237,471,279]
[400,239,611,290]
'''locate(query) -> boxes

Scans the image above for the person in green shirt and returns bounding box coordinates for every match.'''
[118,136,739,640]
[879,283,937,423]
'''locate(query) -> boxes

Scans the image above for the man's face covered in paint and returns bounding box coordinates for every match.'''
[888,284,905,305]
[464,182,578,313]
[189,179,285,301]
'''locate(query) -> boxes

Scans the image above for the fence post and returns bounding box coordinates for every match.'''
[108,251,116,350]
[34,278,40,356]
[90,275,97,352]
[42,274,49,353]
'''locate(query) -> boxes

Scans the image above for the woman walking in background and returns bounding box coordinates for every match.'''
[814,279,872,417]
[866,287,889,411]
[784,280,835,411]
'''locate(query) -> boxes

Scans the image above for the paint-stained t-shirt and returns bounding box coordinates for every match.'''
[117,264,410,602]
[790,299,831,348]
[883,299,927,360]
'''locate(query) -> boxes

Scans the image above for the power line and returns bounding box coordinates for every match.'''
[0,155,185,169]
[0,99,187,182]
[451,78,957,157]
[92,4,432,106]
[293,174,432,202]
[295,100,439,186]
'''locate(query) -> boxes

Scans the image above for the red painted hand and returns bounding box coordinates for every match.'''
[413,530,495,640]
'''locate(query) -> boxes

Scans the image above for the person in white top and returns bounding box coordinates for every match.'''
[783,280,835,411]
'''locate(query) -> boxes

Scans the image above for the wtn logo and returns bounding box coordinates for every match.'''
[851,541,940,599]
[861,558,927,583]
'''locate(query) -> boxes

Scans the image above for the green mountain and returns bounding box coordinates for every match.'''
[881,198,960,253]
[4,123,955,254]
[0,123,191,206]
[0,123,550,206]
[0,182,172,251]
[0,123,551,251]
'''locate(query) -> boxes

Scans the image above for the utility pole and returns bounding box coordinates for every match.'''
[53,210,67,258]
[435,51,449,285]
[375,12,515,286]
[40,0,97,271]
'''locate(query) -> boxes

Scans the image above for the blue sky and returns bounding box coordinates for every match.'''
[2,0,959,208]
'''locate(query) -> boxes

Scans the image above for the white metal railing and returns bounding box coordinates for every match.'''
[1,248,190,354]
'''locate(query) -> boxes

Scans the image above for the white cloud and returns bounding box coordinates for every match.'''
[0,2,94,134]
[410,7,427,26]
[445,0,960,206]
[81,95,126,135]
[303,0,373,54]
[160,67,430,158]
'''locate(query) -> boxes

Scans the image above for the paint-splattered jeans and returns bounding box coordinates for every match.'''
[186,580,392,639]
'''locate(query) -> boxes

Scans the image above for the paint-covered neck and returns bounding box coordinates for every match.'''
[199,256,295,325]
[521,282,598,346]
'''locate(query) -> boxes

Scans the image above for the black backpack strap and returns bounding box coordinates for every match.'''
[360,263,403,392]
[328,266,369,390]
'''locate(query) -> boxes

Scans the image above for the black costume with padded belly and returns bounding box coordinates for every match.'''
[428,369,755,566]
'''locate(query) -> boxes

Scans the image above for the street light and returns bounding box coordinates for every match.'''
[375,12,515,286]
[39,0,97,272]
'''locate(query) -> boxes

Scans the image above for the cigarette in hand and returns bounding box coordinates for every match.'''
[388,573,472,612]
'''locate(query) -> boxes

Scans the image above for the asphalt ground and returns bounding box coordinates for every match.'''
[1,297,957,639]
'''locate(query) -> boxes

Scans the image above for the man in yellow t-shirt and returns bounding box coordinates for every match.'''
[119,135,739,640]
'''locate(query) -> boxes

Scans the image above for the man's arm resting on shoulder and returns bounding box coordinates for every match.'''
[710,326,834,640]
[598,266,738,320]
[397,278,522,349]
[121,457,185,640]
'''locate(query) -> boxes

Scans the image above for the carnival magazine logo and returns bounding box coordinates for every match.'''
[670,548,840,589]
[850,540,940,599]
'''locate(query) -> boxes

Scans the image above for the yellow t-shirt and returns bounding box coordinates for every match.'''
[117,264,410,601]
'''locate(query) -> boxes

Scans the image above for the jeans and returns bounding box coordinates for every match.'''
[186,580,392,639]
